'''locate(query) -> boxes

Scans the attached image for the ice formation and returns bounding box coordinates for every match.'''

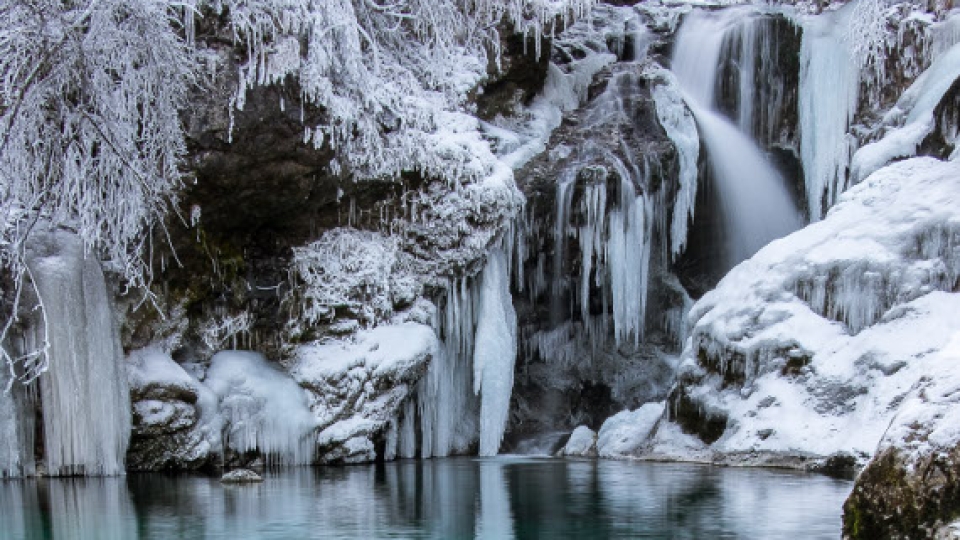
[0,370,33,478]
[851,41,960,182]
[205,351,318,465]
[650,70,699,260]
[559,426,597,457]
[26,231,130,476]
[672,9,802,267]
[596,402,665,458]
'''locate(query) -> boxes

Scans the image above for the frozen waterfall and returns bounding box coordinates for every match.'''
[26,231,131,476]
[672,9,802,268]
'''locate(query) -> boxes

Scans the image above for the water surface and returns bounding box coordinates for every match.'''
[0,457,852,539]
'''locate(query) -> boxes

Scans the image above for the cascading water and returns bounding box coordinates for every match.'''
[26,231,131,476]
[672,9,802,268]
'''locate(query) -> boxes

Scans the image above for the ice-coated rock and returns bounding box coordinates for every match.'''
[221,468,263,484]
[559,426,597,457]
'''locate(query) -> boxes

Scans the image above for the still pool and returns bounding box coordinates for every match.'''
[0,457,852,539]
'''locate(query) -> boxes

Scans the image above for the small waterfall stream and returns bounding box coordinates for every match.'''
[672,10,802,268]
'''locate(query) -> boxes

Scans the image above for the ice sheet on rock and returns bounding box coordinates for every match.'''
[851,42,960,182]
[559,426,597,457]
[206,351,317,465]
[650,68,700,259]
[597,402,665,458]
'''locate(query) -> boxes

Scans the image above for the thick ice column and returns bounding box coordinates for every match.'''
[473,247,518,457]
[28,231,130,476]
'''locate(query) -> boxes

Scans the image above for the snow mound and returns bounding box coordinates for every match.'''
[125,347,221,470]
[654,157,960,465]
[206,351,318,465]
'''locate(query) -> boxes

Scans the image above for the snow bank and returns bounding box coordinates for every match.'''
[652,157,960,465]
[206,351,318,465]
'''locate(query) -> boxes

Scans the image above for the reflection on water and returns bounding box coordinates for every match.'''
[0,458,851,539]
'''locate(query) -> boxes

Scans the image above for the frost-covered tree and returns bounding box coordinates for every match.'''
[0,0,191,380]
[0,0,593,380]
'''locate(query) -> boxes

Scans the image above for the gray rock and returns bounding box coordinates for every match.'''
[221,469,263,484]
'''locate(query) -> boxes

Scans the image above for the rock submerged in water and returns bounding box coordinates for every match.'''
[221,469,263,484]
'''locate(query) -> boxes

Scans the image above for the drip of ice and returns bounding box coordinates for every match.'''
[26,231,130,477]
[672,9,802,268]
[474,247,518,457]
[798,4,860,221]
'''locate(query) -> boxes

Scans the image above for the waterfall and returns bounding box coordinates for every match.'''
[0,371,35,478]
[27,231,130,476]
[672,9,802,268]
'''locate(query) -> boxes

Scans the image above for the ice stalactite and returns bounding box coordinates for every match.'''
[672,9,801,268]
[798,3,860,221]
[418,277,480,458]
[474,247,518,456]
[552,159,654,348]
[26,231,130,476]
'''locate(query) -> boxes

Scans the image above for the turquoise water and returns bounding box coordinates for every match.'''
[0,457,851,539]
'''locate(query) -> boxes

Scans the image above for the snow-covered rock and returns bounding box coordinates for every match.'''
[290,322,437,464]
[125,347,219,471]
[559,426,598,457]
[220,468,263,484]
[843,333,960,538]
[597,402,665,458]
[651,157,960,470]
